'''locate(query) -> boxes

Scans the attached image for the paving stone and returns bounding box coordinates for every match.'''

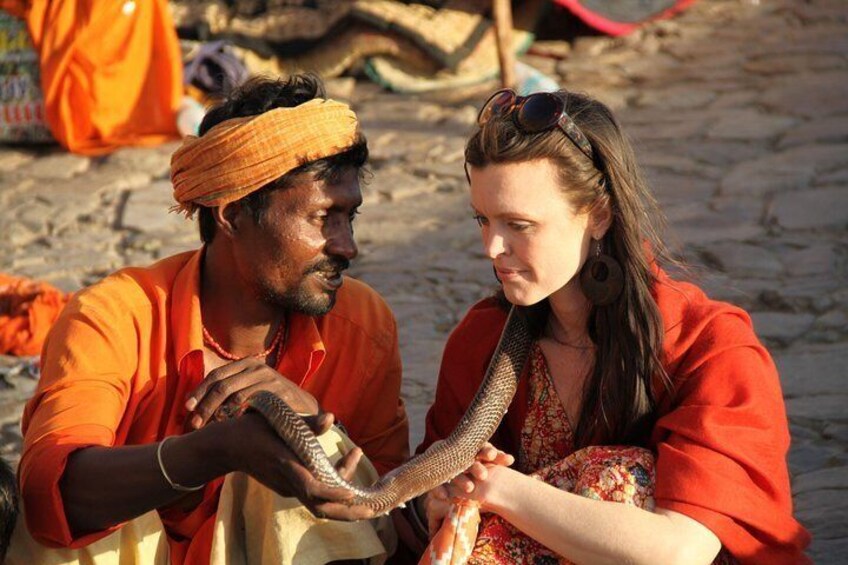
[809,537,848,564]
[817,168,848,186]
[708,89,759,110]
[626,120,707,141]
[119,180,187,232]
[707,109,798,140]
[744,53,847,75]
[102,146,173,179]
[769,186,848,229]
[721,144,848,196]
[634,86,716,109]
[781,244,838,277]
[751,311,816,341]
[671,139,767,168]
[787,395,848,420]
[671,213,764,246]
[816,310,847,331]
[796,505,848,542]
[793,466,848,494]
[794,489,848,524]
[645,172,718,205]
[17,152,91,179]
[778,276,843,304]
[779,116,848,148]
[0,148,34,172]
[369,167,436,202]
[761,70,848,118]
[824,423,848,442]
[639,153,723,179]
[788,440,847,475]
[700,242,783,276]
[775,345,848,397]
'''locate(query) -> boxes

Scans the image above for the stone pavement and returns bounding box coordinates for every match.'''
[0,0,845,560]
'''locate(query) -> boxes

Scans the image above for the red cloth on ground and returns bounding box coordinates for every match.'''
[553,0,698,36]
[417,269,810,564]
[0,273,69,356]
[0,0,182,154]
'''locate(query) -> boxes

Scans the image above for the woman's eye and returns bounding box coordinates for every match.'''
[473,214,488,227]
[509,222,531,232]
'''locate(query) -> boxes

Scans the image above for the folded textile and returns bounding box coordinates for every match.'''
[0,273,70,357]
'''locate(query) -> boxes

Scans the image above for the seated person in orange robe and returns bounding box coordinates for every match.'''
[17,74,409,565]
[410,89,810,564]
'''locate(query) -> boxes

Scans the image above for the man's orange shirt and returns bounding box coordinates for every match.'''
[20,249,409,564]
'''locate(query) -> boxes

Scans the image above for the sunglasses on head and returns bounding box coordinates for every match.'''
[477,89,595,162]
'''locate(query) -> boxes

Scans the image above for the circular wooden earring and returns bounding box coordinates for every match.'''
[579,240,624,306]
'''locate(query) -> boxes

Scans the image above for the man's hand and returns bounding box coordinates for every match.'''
[185,357,320,430]
[227,412,376,521]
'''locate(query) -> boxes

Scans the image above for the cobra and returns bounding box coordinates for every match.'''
[246,306,532,516]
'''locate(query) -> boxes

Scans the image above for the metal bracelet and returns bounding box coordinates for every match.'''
[156,436,205,493]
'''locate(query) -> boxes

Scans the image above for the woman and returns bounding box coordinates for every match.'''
[412,89,810,564]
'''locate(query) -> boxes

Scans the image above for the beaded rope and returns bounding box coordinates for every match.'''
[202,320,286,361]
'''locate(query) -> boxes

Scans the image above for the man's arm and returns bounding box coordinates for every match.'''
[61,412,372,537]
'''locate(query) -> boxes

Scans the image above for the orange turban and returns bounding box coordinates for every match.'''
[170,98,359,215]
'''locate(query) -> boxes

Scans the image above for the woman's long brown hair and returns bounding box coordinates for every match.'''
[465,90,674,448]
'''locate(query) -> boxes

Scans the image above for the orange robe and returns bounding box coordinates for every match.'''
[20,249,409,564]
[1,0,182,154]
[418,269,811,564]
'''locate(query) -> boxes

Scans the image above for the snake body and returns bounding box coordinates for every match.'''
[247,305,531,515]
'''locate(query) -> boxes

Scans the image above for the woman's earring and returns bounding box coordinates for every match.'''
[580,239,623,306]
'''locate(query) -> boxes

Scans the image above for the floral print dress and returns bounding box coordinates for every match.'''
[468,343,656,564]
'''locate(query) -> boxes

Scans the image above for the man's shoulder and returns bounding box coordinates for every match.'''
[68,251,196,318]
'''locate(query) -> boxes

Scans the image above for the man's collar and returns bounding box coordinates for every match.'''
[171,248,327,385]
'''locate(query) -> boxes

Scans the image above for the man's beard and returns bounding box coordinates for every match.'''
[260,257,350,317]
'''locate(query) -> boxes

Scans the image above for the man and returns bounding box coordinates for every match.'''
[17,75,409,564]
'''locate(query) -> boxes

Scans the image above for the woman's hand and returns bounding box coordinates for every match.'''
[423,443,515,533]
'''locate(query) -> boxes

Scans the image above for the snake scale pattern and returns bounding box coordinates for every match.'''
[247,305,532,515]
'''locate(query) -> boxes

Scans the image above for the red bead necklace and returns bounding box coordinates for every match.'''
[202,320,286,361]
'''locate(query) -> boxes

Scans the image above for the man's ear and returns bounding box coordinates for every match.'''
[213,202,242,239]
[590,201,613,240]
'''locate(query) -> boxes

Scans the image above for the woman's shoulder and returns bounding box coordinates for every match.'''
[654,270,768,377]
[443,296,510,364]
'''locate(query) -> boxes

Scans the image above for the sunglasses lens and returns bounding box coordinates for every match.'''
[517,94,562,132]
[478,90,516,125]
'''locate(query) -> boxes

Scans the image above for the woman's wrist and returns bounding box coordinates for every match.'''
[480,465,522,515]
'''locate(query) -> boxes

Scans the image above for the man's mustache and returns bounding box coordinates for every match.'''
[305,257,350,275]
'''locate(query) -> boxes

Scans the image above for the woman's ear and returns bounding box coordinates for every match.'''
[213,202,242,239]
[590,201,613,240]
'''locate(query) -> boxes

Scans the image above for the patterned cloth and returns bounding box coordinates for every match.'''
[469,344,655,564]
